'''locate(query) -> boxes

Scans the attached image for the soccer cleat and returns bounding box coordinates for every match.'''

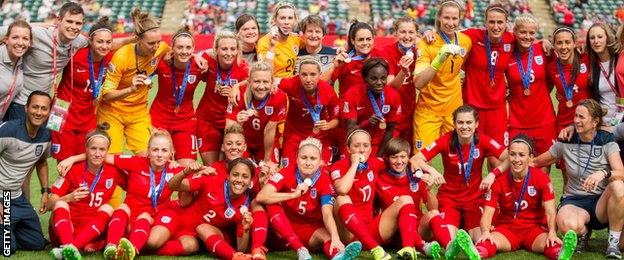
[397,246,418,260]
[50,247,63,260]
[575,231,589,253]
[456,229,481,260]
[423,241,442,260]
[445,236,462,260]
[558,230,577,260]
[61,244,83,260]
[296,247,312,260]
[371,246,392,260]
[605,245,623,259]
[117,238,136,260]
[232,252,253,260]
[103,244,117,260]
[251,246,268,260]
[331,241,362,260]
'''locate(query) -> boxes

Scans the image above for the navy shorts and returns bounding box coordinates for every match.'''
[559,195,608,230]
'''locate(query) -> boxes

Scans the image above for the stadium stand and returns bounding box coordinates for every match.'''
[551,0,623,31]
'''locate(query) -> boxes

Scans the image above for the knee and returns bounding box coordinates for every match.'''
[181,237,200,254]
[396,195,414,207]
[557,215,583,233]
[98,204,114,216]
[137,212,153,223]
[427,210,440,218]
[117,203,131,215]
[608,180,624,201]
[52,200,69,211]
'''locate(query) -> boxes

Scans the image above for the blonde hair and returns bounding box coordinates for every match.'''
[346,129,372,146]
[148,128,175,157]
[130,8,160,37]
[209,30,241,63]
[434,0,464,32]
[224,123,245,137]
[270,1,298,27]
[244,61,273,108]
[513,13,539,31]
[298,137,322,154]
[86,122,111,148]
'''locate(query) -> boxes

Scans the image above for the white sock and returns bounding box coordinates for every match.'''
[608,230,621,247]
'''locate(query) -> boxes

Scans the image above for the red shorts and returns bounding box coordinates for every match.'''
[153,119,198,160]
[509,124,556,155]
[196,120,223,153]
[476,106,508,147]
[282,135,333,167]
[291,221,325,246]
[493,223,548,250]
[438,198,482,230]
[51,129,88,161]
[247,140,280,164]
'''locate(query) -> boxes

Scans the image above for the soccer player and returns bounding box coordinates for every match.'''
[546,26,592,132]
[505,14,556,170]
[376,17,418,147]
[342,58,401,157]
[409,105,507,258]
[0,20,30,121]
[462,3,515,150]
[279,58,340,166]
[236,14,260,64]
[294,15,338,75]
[330,129,393,260]
[377,137,442,259]
[257,1,302,80]
[533,99,624,258]
[51,17,114,161]
[462,135,577,260]
[48,123,124,259]
[196,30,249,166]
[256,137,363,260]
[168,158,268,260]
[226,61,287,164]
[150,26,204,167]
[412,0,472,150]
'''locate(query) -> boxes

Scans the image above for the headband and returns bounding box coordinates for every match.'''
[89,28,112,38]
[137,26,159,36]
[510,139,534,155]
[172,32,194,43]
[486,6,508,16]
[299,139,322,153]
[346,129,371,145]
[86,134,110,146]
[440,0,462,10]
[553,27,576,38]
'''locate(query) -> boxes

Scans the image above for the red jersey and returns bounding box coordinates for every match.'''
[226,85,287,149]
[506,42,556,128]
[210,159,261,194]
[267,165,334,224]
[196,54,249,127]
[186,175,251,228]
[150,58,203,128]
[546,54,591,127]
[114,155,181,218]
[279,76,340,140]
[331,49,380,97]
[484,167,555,226]
[463,29,515,109]
[376,169,428,215]
[56,47,112,131]
[329,157,385,213]
[420,132,505,204]
[376,41,418,121]
[51,161,122,223]
[341,85,401,146]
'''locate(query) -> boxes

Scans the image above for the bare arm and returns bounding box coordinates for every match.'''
[35,160,50,213]
[255,183,304,204]
[333,156,360,195]
[263,121,278,163]
[532,151,557,169]
[111,35,137,51]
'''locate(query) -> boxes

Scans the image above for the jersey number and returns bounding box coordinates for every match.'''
[298,201,308,215]
[358,185,372,202]
[490,51,499,66]
[203,210,217,222]
[285,59,295,73]
[89,192,104,207]
[252,118,261,130]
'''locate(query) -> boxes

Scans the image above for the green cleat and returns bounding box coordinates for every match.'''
[61,244,82,260]
[371,246,392,260]
[331,241,362,260]
[50,247,63,260]
[103,244,117,260]
[397,246,418,260]
[558,230,577,260]
[424,241,442,260]
[456,229,481,260]
[117,238,136,260]
[445,237,462,260]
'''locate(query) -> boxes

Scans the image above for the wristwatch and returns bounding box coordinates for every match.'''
[40,187,51,194]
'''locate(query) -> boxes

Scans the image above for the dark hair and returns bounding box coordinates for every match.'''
[26,90,51,107]
[227,157,256,178]
[5,20,32,41]
[577,99,607,127]
[553,26,580,85]
[86,122,111,147]
[586,23,620,87]
[172,25,194,45]
[235,14,259,33]
[347,20,374,53]
[484,3,509,21]
[88,16,113,38]
[299,15,327,35]
[509,134,535,155]
[361,57,388,78]
[392,16,419,34]
[58,2,84,19]
[449,105,480,150]
[382,137,411,157]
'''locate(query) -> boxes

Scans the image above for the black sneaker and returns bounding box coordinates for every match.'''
[575,231,589,253]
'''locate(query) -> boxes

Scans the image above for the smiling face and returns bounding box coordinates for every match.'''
[485,11,507,41]
[509,141,531,175]
[57,13,84,42]
[227,163,252,196]
[395,22,418,48]
[352,28,374,55]
[588,26,607,55]
[221,133,247,160]
[26,95,51,128]
[437,5,460,36]
[364,65,387,94]
[216,37,238,66]
[388,151,409,173]
[86,136,109,167]
[172,35,194,64]
[297,145,322,175]
[454,112,478,140]
[148,135,173,169]
[348,132,372,162]
[237,20,259,46]
[5,26,30,60]
[554,30,575,62]
[249,70,272,100]
[89,30,113,58]
[302,24,324,50]
[513,22,537,50]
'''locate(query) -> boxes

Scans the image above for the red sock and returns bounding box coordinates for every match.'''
[73,210,110,249]
[267,204,304,250]
[475,240,497,258]
[323,239,339,258]
[251,210,268,250]
[128,218,151,252]
[337,203,379,250]
[107,209,128,245]
[429,214,451,248]
[544,242,562,260]
[398,204,421,247]
[204,234,235,259]
[52,207,74,245]
[156,240,186,256]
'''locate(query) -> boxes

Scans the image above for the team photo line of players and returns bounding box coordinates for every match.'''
[2,0,624,260]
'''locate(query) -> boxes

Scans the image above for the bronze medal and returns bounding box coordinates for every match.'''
[312,126,320,134]
[379,121,387,129]
[490,81,494,87]
[566,100,573,108]
[524,89,530,96]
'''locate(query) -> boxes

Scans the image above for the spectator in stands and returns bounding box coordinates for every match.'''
[616,6,624,24]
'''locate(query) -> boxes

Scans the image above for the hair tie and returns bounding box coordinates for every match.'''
[86,134,110,146]
[89,28,112,38]
[138,26,159,35]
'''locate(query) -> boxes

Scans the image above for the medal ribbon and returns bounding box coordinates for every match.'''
[438,31,459,45]
[576,135,595,177]
[509,167,531,219]
[598,62,621,98]
[171,62,191,111]
[485,32,497,84]
[514,46,534,89]
[149,166,167,209]
[1,62,20,114]
[82,164,104,193]
[397,42,413,54]
[87,50,106,101]
[247,94,270,111]
[556,59,577,103]
[301,87,322,123]
[347,49,367,61]
[356,161,369,171]
[224,180,251,212]
[295,167,321,187]
[367,88,385,120]
[456,137,476,185]
[216,63,232,85]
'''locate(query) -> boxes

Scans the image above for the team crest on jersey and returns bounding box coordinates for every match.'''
[265,106,274,115]
[343,102,349,113]
[226,104,233,114]
[160,216,172,224]
[320,56,329,64]
[592,147,603,157]
[331,170,341,180]
[534,56,543,65]
[580,63,587,73]
[410,182,419,192]
[503,44,511,52]
[165,173,174,182]
[281,158,290,167]
[151,58,158,67]
[188,75,197,84]
[270,173,284,183]
[367,171,374,182]
[224,207,236,219]
[484,189,491,201]
[382,105,390,114]
[53,177,65,189]
[107,63,116,73]
[35,145,43,156]
[416,140,423,149]
[51,143,60,154]
[106,178,114,189]
[310,188,317,198]
[460,48,466,57]
[473,148,480,158]
[528,186,536,196]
